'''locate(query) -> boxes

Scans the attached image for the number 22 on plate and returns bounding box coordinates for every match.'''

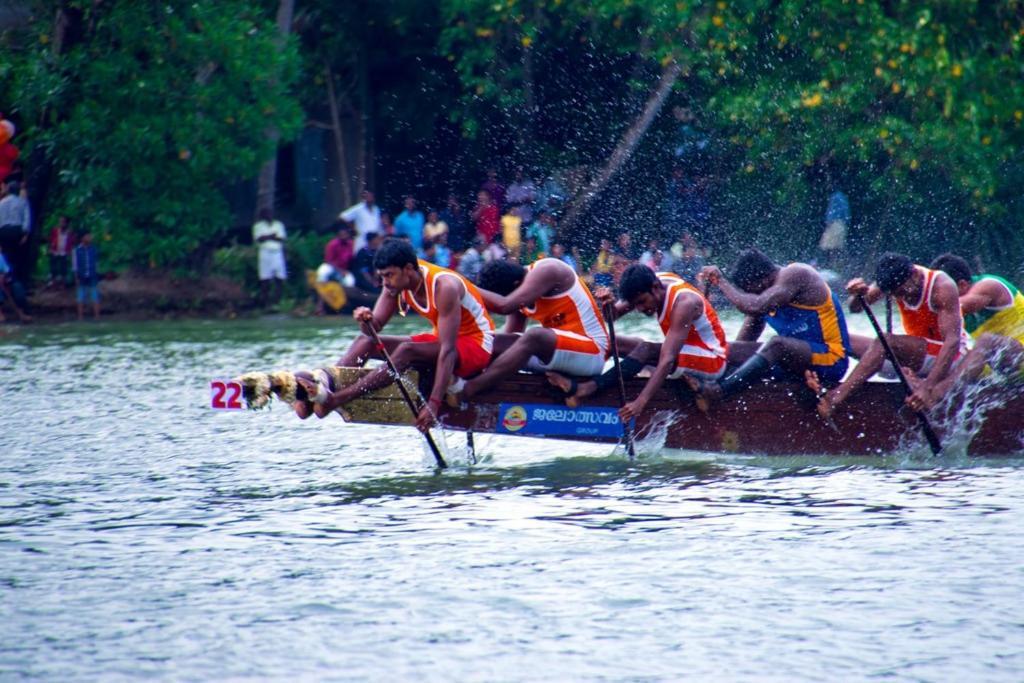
[210,379,244,410]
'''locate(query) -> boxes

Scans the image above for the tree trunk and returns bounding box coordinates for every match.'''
[255,0,295,216]
[325,64,354,209]
[559,60,682,237]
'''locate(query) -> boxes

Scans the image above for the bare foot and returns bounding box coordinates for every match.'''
[294,400,313,419]
[817,390,837,420]
[545,372,596,408]
[804,370,824,397]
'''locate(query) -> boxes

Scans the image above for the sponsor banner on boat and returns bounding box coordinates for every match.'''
[496,403,623,438]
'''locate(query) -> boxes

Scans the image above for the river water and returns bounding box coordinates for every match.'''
[2,315,1023,681]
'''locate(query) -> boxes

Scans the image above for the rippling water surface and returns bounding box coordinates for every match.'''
[3,316,1023,681]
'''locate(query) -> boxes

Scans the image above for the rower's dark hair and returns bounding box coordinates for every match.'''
[373,238,418,270]
[729,248,778,291]
[875,252,915,293]
[930,252,973,284]
[477,259,527,296]
[619,264,659,302]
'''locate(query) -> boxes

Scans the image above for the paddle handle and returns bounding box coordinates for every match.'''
[367,326,448,468]
[604,301,636,460]
[857,294,942,455]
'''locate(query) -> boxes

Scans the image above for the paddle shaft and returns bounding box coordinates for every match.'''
[366,324,448,468]
[856,294,942,455]
[604,302,636,459]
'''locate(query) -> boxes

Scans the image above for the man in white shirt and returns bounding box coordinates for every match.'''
[340,189,383,252]
[252,208,287,307]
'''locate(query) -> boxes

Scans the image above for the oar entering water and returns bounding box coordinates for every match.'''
[857,293,943,455]
[366,325,448,469]
[604,301,637,460]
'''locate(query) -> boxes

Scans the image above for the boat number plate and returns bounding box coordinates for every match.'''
[210,379,245,410]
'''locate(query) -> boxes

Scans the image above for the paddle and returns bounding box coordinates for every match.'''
[856,293,942,455]
[366,324,448,469]
[604,301,637,460]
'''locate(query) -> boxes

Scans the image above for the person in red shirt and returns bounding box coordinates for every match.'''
[472,189,500,245]
[324,223,354,276]
[48,216,75,288]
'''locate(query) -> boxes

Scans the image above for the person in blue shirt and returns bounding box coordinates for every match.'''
[0,246,31,322]
[73,230,101,320]
[394,195,425,254]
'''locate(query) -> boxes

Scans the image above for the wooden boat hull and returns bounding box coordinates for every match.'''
[240,367,1024,456]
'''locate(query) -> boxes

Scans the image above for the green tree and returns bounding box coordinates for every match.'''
[2,0,303,270]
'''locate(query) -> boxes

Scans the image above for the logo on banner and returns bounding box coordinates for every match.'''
[501,405,528,432]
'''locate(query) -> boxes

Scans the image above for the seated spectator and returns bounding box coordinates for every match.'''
[501,206,523,259]
[323,223,354,280]
[423,209,448,241]
[423,238,452,269]
[48,215,75,288]
[484,236,508,263]
[433,232,452,268]
[457,235,487,283]
[590,238,615,288]
[526,210,555,255]
[394,196,425,253]
[351,232,383,293]
[551,242,581,275]
[670,231,706,284]
[521,235,544,264]
[472,189,500,244]
[640,238,674,272]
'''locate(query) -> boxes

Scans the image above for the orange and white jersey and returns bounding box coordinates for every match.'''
[520,259,609,353]
[897,265,969,356]
[402,260,495,352]
[656,272,728,370]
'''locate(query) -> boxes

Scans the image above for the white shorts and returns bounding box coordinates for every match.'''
[524,329,607,377]
[879,336,966,379]
[259,250,287,280]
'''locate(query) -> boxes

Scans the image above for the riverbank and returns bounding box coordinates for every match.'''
[15,273,260,323]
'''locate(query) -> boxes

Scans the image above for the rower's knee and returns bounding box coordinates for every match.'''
[390,342,418,368]
[633,340,659,363]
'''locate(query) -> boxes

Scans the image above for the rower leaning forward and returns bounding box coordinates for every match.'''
[919,252,1024,407]
[294,239,495,431]
[695,248,853,407]
[448,257,609,403]
[817,252,969,418]
[548,264,728,422]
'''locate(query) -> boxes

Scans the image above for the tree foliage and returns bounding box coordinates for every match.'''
[3,0,303,269]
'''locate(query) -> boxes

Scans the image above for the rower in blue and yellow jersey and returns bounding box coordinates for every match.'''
[695,248,852,408]
[912,253,1024,408]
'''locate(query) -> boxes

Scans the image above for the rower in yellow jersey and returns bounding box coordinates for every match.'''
[911,253,1024,408]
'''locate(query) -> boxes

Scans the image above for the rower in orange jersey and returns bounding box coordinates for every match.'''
[548,264,728,422]
[449,257,609,402]
[817,252,969,419]
[295,239,494,431]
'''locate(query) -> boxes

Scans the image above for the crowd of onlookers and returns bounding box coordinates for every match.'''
[304,168,716,313]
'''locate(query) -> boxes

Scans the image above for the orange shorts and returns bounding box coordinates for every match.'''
[410,333,492,378]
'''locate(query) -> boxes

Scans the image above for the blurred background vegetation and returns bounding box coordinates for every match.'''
[1,0,1021,281]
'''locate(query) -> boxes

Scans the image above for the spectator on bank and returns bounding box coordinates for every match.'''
[551,243,581,275]
[352,232,383,294]
[340,189,383,252]
[526,210,555,256]
[819,187,850,270]
[670,231,706,284]
[484,236,508,263]
[48,215,75,288]
[591,238,615,288]
[440,194,471,253]
[616,231,637,261]
[72,230,100,321]
[323,223,354,280]
[481,167,506,211]
[380,211,395,237]
[457,235,487,283]
[394,195,425,253]
[433,232,452,268]
[252,207,287,308]
[423,208,448,242]
[640,238,674,272]
[0,246,30,322]
[506,167,537,224]
[521,235,544,264]
[0,180,31,285]
[473,189,500,245]
[501,206,523,259]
